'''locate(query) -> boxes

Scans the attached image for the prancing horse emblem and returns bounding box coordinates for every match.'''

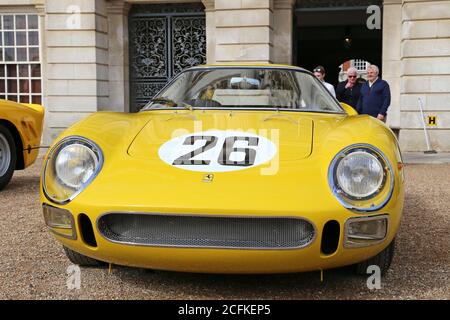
[203,174,214,183]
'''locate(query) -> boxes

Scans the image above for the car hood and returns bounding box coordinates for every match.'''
[128,110,314,165]
[53,110,401,213]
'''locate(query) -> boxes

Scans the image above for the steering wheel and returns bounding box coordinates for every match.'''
[184,99,222,108]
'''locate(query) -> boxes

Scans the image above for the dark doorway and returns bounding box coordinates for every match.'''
[294,1,382,87]
[128,3,206,112]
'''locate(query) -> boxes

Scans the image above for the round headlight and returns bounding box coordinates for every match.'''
[336,151,384,199]
[329,145,394,212]
[55,144,99,189]
[43,137,103,204]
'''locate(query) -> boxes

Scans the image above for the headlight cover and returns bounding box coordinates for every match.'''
[43,136,103,204]
[336,150,384,199]
[344,215,388,248]
[42,204,76,239]
[329,145,394,212]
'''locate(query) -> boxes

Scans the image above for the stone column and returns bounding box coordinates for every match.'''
[382,0,402,131]
[273,0,295,65]
[43,0,109,145]
[107,0,130,112]
[214,0,273,63]
[399,0,450,152]
[34,2,47,147]
[202,0,216,64]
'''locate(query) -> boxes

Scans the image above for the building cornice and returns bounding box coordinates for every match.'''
[274,0,296,10]
[201,0,215,12]
[32,0,45,16]
[107,0,131,15]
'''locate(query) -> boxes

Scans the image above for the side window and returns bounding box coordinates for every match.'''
[296,73,339,111]
[0,14,42,104]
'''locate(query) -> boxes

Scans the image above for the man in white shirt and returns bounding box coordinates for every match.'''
[313,65,336,98]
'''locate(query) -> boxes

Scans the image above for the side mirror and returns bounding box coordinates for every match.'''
[340,102,358,116]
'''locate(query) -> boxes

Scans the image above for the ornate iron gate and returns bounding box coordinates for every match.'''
[129,4,206,112]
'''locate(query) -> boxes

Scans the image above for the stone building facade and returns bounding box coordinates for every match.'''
[0,0,449,151]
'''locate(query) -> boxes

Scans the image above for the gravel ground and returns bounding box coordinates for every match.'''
[0,159,449,300]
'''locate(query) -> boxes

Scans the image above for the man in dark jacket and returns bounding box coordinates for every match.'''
[336,67,362,109]
[356,65,391,121]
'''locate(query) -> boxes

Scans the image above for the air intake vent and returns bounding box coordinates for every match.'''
[321,220,340,255]
[79,213,97,247]
[97,213,315,250]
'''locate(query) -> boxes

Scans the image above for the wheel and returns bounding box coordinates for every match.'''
[354,239,395,276]
[0,125,16,191]
[63,246,106,267]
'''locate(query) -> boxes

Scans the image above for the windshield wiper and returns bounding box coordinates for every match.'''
[150,97,193,111]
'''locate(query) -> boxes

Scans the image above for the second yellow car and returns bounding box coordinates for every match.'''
[0,99,44,190]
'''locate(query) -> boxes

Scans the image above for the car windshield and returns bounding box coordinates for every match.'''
[141,67,344,113]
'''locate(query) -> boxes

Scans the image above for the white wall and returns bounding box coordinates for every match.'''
[399,0,450,151]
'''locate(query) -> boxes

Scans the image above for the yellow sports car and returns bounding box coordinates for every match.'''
[41,65,404,275]
[0,99,44,190]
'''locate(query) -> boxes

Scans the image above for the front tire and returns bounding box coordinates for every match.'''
[0,125,17,191]
[63,246,106,267]
[354,239,395,276]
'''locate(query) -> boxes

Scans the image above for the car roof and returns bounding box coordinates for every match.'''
[188,63,311,73]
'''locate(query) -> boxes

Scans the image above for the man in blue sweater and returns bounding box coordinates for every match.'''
[356,65,391,122]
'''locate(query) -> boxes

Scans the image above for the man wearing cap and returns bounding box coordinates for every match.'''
[313,66,336,98]
[336,67,362,109]
[356,65,391,122]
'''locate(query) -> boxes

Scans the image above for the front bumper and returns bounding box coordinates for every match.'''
[41,201,402,274]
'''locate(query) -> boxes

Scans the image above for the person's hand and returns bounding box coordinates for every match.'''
[345,82,353,89]
[377,114,385,121]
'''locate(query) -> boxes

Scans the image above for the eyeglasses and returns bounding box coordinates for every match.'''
[348,75,357,78]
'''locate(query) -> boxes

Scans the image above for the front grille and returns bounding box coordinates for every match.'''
[97,213,315,249]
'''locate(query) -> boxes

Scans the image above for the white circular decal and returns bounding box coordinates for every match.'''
[158,130,277,172]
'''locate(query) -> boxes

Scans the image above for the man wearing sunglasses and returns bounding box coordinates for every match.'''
[336,67,362,109]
